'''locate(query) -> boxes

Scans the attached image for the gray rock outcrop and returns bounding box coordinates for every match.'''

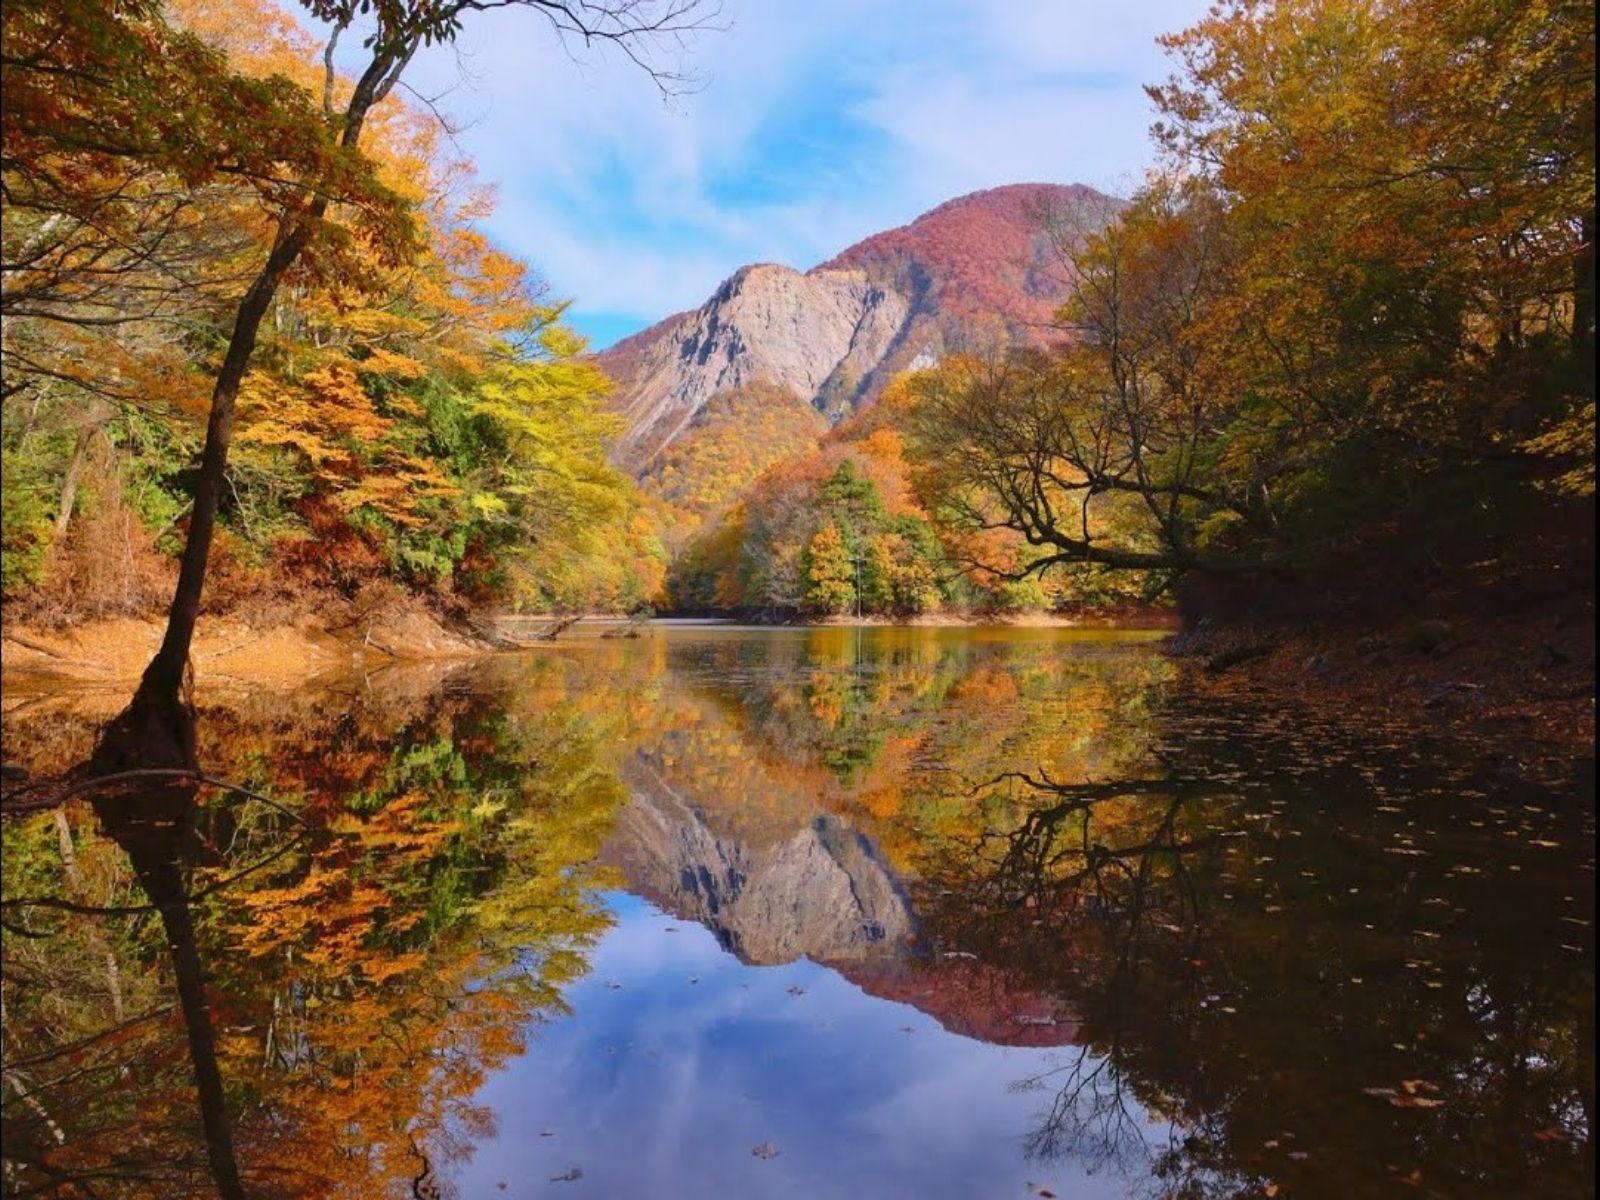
[601,766,914,965]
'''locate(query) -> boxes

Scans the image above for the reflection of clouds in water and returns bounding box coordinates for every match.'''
[455,893,1134,1199]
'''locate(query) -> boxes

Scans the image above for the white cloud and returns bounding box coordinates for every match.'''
[386,0,1212,343]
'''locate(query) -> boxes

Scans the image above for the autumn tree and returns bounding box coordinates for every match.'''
[803,521,857,615]
[906,0,1595,605]
[53,0,718,770]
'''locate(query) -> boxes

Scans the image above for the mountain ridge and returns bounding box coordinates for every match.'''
[599,182,1122,468]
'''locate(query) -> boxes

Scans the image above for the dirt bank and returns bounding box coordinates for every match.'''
[1170,605,1596,779]
[1,593,494,692]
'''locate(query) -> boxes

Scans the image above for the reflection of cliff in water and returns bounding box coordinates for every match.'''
[603,755,1081,1048]
[604,758,914,964]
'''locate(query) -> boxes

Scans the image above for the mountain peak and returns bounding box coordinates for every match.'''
[600,182,1122,466]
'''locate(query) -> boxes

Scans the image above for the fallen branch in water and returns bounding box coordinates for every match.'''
[362,627,400,657]
[1203,642,1277,674]
[466,617,536,650]
[535,615,581,642]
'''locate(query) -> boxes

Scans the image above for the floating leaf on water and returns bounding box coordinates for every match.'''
[1390,1095,1445,1109]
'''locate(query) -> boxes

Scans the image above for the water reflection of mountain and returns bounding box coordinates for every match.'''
[7,630,1589,1200]
[605,765,913,964]
[603,755,1082,1048]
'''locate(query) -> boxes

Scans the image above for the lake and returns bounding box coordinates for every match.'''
[1,625,1593,1198]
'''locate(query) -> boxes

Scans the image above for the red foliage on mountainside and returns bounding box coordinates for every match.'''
[836,955,1082,1048]
[818,182,1118,339]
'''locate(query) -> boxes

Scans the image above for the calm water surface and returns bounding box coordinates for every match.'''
[1,626,1593,1198]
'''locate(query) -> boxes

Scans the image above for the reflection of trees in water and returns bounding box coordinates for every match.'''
[1,681,626,1198]
[915,733,1596,1200]
[1012,1044,1150,1176]
[4,642,1591,1198]
[924,771,1242,1196]
[674,632,1172,824]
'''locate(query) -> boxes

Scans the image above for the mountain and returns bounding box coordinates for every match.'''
[600,770,1080,1047]
[600,182,1120,467]
[602,769,914,966]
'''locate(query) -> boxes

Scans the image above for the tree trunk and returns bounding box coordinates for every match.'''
[53,421,99,538]
[1575,210,1595,380]
[133,229,310,714]
[103,35,403,765]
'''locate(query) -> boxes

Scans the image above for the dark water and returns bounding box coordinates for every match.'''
[1,626,1593,1198]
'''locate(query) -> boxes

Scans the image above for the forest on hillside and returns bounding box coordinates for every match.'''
[2,0,1593,636]
[672,0,1595,622]
[3,0,669,628]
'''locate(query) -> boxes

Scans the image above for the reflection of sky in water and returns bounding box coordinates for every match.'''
[452,891,1167,1199]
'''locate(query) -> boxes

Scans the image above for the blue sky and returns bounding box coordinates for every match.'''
[396,1,1211,349]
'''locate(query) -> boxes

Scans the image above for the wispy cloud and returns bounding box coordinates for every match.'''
[397,0,1210,346]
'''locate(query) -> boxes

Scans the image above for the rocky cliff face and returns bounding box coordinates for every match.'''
[603,263,908,466]
[601,770,914,965]
[600,764,1080,1047]
[600,182,1120,467]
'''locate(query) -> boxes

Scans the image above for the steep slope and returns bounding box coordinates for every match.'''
[600,768,1080,1046]
[601,770,914,965]
[600,182,1120,467]
[603,263,907,466]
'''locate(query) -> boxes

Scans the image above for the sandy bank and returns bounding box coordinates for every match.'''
[1,598,493,692]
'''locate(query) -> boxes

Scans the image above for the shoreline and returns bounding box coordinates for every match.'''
[4,606,1589,774]
[1,606,1179,689]
[1169,610,1595,780]
[0,599,493,693]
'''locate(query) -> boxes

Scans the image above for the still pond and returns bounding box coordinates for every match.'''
[1,626,1593,1197]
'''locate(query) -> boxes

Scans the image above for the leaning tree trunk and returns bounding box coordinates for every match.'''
[94,34,407,772]
[90,767,245,1200]
[92,228,309,773]
[134,231,311,711]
